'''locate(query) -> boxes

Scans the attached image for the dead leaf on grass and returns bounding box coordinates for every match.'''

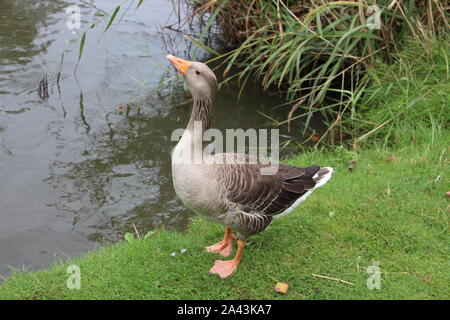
[274,282,289,294]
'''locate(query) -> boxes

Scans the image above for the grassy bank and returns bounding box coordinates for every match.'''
[0,127,448,299]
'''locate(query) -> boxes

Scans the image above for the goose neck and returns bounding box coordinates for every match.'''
[186,96,213,133]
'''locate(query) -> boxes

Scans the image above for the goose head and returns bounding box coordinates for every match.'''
[166,54,217,100]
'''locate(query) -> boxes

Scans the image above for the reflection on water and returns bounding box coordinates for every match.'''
[0,0,66,96]
[0,0,321,278]
[45,107,187,244]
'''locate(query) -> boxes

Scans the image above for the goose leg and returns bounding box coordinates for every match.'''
[205,227,235,257]
[209,240,246,278]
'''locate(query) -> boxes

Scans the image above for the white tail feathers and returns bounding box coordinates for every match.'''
[313,167,334,189]
[274,167,334,219]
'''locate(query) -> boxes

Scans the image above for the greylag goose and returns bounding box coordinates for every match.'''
[166,55,333,278]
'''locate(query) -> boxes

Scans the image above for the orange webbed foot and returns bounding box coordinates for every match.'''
[205,227,235,257]
[209,259,238,278]
[205,240,233,257]
[209,240,246,279]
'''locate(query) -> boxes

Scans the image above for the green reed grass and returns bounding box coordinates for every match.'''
[188,0,449,144]
[353,37,449,147]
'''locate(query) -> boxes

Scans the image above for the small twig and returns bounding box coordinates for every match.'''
[380,272,410,275]
[356,119,391,142]
[132,223,140,239]
[312,273,355,286]
[287,98,305,133]
[267,274,280,283]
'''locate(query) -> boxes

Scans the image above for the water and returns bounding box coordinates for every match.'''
[0,0,320,278]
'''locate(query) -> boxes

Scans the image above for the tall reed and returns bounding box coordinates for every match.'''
[187,0,449,145]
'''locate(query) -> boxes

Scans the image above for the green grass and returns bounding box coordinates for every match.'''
[0,129,448,299]
[353,38,450,145]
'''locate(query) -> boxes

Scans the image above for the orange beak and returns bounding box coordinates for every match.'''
[166,54,192,75]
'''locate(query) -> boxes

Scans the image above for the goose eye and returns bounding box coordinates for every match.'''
[195,70,201,75]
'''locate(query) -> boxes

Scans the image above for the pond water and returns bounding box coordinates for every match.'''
[0,0,321,278]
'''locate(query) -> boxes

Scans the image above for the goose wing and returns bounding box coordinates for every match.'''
[216,154,328,217]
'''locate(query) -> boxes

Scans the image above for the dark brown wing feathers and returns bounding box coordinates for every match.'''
[224,162,321,216]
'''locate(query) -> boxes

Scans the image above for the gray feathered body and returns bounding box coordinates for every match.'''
[172,148,333,240]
